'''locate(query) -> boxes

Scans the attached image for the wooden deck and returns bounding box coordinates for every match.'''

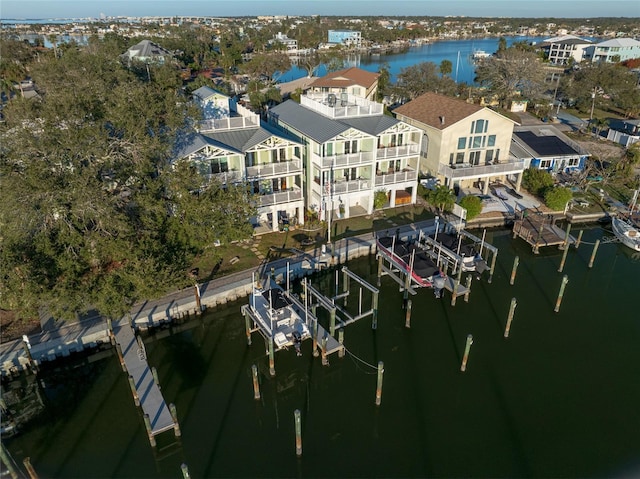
[512,210,573,253]
[113,323,175,435]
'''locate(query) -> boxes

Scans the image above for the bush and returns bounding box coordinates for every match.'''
[522,168,554,196]
[426,185,456,212]
[459,195,483,220]
[374,189,388,209]
[544,186,573,211]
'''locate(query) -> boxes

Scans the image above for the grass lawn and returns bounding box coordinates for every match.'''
[190,242,261,282]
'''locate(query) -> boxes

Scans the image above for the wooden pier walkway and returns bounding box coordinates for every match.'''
[512,210,573,253]
[112,323,175,435]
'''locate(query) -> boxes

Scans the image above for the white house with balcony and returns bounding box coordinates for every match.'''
[393,92,522,195]
[539,35,592,65]
[176,92,305,233]
[584,38,640,63]
[308,67,380,102]
[268,92,423,221]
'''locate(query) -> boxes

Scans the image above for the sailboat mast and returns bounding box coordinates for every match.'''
[455,51,460,83]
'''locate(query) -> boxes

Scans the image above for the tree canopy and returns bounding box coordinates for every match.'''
[0,36,255,320]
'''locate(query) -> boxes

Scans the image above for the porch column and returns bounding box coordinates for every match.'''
[483,179,490,195]
[389,189,397,208]
[410,185,417,205]
[515,172,523,192]
[297,206,304,227]
[272,205,278,232]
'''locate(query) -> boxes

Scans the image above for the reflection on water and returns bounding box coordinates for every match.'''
[5,226,640,478]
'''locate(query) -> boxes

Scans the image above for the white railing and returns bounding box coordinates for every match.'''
[301,93,383,119]
[313,151,375,169]
[438,160,526,179]
[331,178,372,195]
[258,188,304,207]
[376,143,420,159]
[198,114,259,132]
[246,159,302,178]
[374,169,418,186]
[208,170,244,183]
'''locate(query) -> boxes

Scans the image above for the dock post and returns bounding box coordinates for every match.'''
[244,311,252,346]
[588,239,600,268]
[115,342,126,372]
[143,414,156,447]
[460,334,473,372]
[338,329,345,358]
[194,283,202,314]
[169,403,181,437]
[554,275,569,313]
[0,442,18,479]
[23,457,38,479]
[180,464,190,479]
[268,338,276,377]
[509,256,519,285]
[504,298,517,338]
[343,269,349,306]
[488,251,498,284]
[405,299,412,328]
[575,230,583,249]
[377,255,383,287]
[371,291,379,330]
[561,223,572,249]
[329,309,336,337]
[252,364,261,400]
[464,275,472,303]
[451,279,459,307]
[128,375,140,407]
[375,361,384,406]
[107,318,114,344]
[558,243,569,272]
[321,335,329,366]
[151,366,160,389]
[312,318,319,358]
[22,338,38,374]
[294,409,303,457]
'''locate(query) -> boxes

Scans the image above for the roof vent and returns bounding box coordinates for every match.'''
[439,116,445,125]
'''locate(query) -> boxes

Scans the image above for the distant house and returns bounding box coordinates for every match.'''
[393,92,522,195]
[308,67,379,101]
[606,119,640,147]
[192,86,230,120]
[327,30,362,48]
[539,35,592,65]
[510,125,590,173]
[273,32,298,52]
[121,40,173,66]
[584,38,640,63]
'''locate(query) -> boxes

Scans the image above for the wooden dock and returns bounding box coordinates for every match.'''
[512,210,573,253]
[112,323,175,436]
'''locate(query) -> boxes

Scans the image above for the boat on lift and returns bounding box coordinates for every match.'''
[376,235,442,288]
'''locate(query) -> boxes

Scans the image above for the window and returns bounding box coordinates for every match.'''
[472,136,482,148]
[485,150,494,163]
[568,158,579,166]
[211,157,228,174]
[540,159,552,169]
[487,135,496,147]
[345,140,357,154]
[324,143,334,156]
[455,152,465,164]
[457,137,466,149]
[473,119,487,134]
[469,151,481,165]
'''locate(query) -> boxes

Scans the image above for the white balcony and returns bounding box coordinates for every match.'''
[312,151,375,169]
[331,178,372,195]
[198,113,259,132]
[438,160,526,180]
[301,92,383,119]
[376,143,420,160]
[374,169,418,186]
[246,159,302,178]
[258,188,304,207]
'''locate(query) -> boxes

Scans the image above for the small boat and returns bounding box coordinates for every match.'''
[377,236,442,287]
[429,233,488,274]
[471,50,491,60]
[612,217,640,252]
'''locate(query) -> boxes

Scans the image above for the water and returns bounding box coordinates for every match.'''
[4,225,640,478]
[280,36,541,85]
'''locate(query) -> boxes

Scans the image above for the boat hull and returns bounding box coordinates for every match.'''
[612,217,640,252]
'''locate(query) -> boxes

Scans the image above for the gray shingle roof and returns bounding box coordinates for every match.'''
[341,115,399,136]
[269,100,350,143]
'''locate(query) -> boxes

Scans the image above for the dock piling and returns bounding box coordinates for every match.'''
[23,457,38,479]
[588,239,600,268]
[321,335,329,366]
[554,275,569,313]
[558,242,569,272]
[115,342,126,372]
[169,403,181,437]
[312,318,319,358]
[509,256,519,285]
[151,367,160,389]
[575,230,584,249]
[488,250,498,283]
[371,292,379,330]
[181,463,190,479]
[460,335,473,372]
[464,275,472,303]
[338,329,345,358]
[294,409,302,457]
[451,279,459,306]
[244,312,252,346]
[252,364,261,400]
[0,442,18,479]
[268,338,276,377]
[405,299,412,328]
[143,414,156,448]
[504,298,517,338]
[375,361,384,406]
[561,223,572,250]
[128,375,140,407]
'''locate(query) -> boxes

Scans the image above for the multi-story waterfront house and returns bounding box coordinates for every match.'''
[268,91,423,221]
[584,38,640,63]
[327,30,362,48]
[539,35,592,65]
[393,92,523,195]
[307,67,380,102]
[176,87,305,233]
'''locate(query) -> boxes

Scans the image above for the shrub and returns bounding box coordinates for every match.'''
[374,190,388,209]
[544,186,573,211]
[426,185,456,212]
[522,168,554,196]
[459,195,483,220]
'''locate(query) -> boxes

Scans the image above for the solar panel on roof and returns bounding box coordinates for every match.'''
[514,131,578,156]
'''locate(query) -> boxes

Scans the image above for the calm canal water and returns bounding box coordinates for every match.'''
[280,36,541,85]
[5,225,640,478]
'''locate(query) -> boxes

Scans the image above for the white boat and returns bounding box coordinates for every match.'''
[471,50,491,60]
[612,217,640,252]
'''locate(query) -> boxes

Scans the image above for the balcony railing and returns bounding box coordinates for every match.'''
[258,188,304,207]
[198,114,259,132]
[301,93,383,119]
[376,143,420,160]
[331,178,372,195]
[208,170,244,183]
[437,160,526,179]
[313,151,375,169]
[374,169,418,186]
[246,159,302,178]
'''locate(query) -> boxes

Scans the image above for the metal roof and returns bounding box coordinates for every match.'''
[341,115,400,136]
[269,100,350,143]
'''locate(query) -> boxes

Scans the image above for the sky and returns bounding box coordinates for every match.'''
[1,0,639,19]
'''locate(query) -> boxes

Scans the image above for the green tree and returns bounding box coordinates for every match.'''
[426,185,456,212]
[374,190,388,209]
[377,63,391,102]
[459,195,482,220]
[522,168,554,196]
[544,186,573,211]
[439,59,453,77]
[391,61,457,101]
